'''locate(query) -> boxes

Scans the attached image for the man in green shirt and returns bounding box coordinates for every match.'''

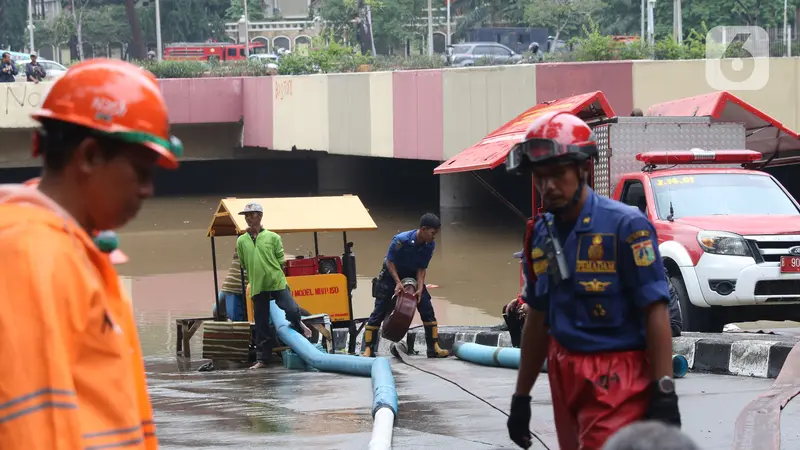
[236,202,310,369]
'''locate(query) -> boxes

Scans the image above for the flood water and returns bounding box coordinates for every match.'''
[120,194,525,359]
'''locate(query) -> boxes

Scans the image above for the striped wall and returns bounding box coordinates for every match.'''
[4,58,800,161]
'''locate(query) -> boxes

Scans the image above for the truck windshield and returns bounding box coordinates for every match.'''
[651,173,799,219]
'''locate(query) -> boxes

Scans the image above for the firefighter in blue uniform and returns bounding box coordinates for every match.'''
[361,213,450,358]
[504,112,681,450]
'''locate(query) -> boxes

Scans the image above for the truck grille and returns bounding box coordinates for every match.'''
[745,235,800,263]
[754,280,800,295]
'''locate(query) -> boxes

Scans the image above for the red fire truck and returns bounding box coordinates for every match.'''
[435,91,800,332]
[163,42,266,62]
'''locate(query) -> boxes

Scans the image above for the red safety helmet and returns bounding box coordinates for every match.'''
[505,111,598,174]
[30,58,182,169]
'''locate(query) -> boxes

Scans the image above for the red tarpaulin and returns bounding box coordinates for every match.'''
[433,91,615,175]
[647,91,800,164]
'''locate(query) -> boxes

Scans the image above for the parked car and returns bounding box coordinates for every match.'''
[248,53,279,71]
[14,58,67,82]
[445,42,523,67]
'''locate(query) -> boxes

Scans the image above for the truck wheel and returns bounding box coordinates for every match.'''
[670,275,721,333]
[299,308,320,344]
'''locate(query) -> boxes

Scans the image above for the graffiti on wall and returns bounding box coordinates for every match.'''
[4,84,45,115]
[275,79,292,101]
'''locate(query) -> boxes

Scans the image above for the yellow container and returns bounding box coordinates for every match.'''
[246,283,254,323]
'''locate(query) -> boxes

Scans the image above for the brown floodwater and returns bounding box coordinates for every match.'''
[119,194,525,358]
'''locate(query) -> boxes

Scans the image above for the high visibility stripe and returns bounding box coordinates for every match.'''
[83,424,142,439]
[0,401,77,424]
[0,388,76,410]
[84,437,144,450]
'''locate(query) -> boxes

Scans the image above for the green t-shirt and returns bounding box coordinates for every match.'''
[237,229,288,294]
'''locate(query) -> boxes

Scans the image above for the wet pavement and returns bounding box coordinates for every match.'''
[146,353,783,449]
[122,195,800,448]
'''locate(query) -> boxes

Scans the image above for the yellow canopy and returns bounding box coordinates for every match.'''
[206,195,378,237]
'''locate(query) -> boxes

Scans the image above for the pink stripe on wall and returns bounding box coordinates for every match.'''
[535,62,634,117]
[242,77,274,149]
[392,70,443,160]
[159,78,243,124]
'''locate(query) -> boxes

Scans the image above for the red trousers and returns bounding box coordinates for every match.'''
[547,338,651,450]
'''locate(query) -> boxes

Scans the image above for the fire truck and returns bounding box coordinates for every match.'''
[435,91,800,332]
[163,42,266,62]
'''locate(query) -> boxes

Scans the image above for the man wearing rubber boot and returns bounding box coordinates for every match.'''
[362,213,449,358]
[504,112,680,450]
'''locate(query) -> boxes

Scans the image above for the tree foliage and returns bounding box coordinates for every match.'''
[0,0,27,50]
[225,0,266,22]
[524,0,602,46]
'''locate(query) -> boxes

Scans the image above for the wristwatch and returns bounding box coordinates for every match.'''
[656,376,675,395]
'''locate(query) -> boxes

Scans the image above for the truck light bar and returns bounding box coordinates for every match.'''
[636,149,763,165]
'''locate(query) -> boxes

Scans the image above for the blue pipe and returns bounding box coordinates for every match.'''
[454,342,689,378]
[269,301,398,418]
[453,342,548,371]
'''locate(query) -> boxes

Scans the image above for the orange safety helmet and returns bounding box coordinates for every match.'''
[23,177,129,265]
[31,58,182,169]
[505,111,597,174]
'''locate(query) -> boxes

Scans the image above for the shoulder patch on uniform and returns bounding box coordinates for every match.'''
[533,259,548,276]
[394,240,403,250]
[632,240,656,267]
[626,230,651,244]
[531,247,544,259]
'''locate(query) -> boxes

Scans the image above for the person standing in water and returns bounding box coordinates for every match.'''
[237,202,311,369]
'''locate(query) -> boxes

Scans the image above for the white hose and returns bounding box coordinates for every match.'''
[367,407,395,450]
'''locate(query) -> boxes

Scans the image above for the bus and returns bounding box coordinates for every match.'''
[163,42,266,62]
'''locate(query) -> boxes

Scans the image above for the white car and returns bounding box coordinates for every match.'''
[14,59,67,82]
[248,53,279,70]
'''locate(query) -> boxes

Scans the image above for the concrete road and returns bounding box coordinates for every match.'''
[146,355,784,449]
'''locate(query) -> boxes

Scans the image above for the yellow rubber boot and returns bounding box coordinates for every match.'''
[361,325,379,357]
[424,322,450,358]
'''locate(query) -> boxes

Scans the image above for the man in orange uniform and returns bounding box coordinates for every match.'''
[0,58,183,449]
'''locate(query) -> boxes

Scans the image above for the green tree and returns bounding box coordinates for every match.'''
[319,0,359,44]
[524,0,602,50]
[82,5,132,46]
[35,11,77,47]
[450,0,524,35]
[370,0,422,53]
[225,0,266,21]
[0,0,27,50]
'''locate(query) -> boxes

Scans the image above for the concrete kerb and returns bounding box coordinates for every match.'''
[331,326,798,378]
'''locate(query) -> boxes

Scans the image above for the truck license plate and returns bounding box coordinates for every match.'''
[780,256,800,273]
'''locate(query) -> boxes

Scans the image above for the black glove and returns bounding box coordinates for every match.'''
[507,394,532,449]
[644,383,682,427]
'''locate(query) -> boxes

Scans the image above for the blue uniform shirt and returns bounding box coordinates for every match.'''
[522,187,670,353]
[384,230,435,278]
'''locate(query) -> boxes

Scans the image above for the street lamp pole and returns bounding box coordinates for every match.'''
[155,0,163,61]
[427,0,433,56]
[446,0,451,47]
[27,0,35,52]
[243,0,250,55]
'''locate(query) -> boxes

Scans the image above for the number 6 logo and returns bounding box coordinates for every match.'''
[705,26,770,91]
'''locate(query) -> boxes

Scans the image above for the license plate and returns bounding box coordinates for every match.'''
[780,256,800,273]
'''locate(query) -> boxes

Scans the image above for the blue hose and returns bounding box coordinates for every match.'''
[454,342,689,378]
[269,301,398,417]
[453,342,548,371]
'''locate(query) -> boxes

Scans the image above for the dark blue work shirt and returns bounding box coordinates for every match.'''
[384,230,435,278]
[522,188,669,353]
